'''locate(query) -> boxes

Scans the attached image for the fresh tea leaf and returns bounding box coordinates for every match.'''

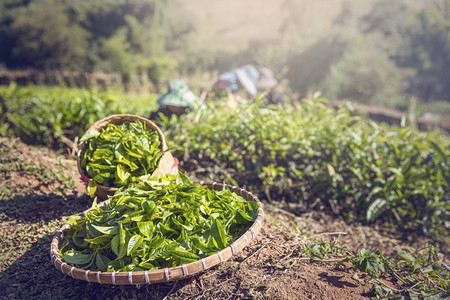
[63,251,92,265]
[210,219,226,249]
[127,235,143,256]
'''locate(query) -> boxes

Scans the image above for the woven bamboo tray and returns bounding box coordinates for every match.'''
[77,114,178,200]
[50,182,264,285]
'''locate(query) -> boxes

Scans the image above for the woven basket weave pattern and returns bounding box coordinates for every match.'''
[50,182,263,285]
[50,181,264,285]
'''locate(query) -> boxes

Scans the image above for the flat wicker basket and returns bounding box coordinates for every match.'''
[77,114,178,200]
[50,182,263,285]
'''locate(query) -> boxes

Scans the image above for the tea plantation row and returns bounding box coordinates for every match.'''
[1,85,448,238]
[162,100,449,237]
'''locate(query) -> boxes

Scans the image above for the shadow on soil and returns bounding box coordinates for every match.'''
[0,233,194,299]
[0,191,90,222]
[318,272,359,288]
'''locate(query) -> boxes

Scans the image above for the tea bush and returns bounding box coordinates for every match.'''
[0,85,157,148]
[1,84,448,236]
[162,99,449,235]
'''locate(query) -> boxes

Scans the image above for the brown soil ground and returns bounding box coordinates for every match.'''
[0,137,440,299]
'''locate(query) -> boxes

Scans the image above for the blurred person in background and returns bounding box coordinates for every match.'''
[211,64,283,108]
[149,79,205,119]
[211,64,260,109]
[255,66,284,106]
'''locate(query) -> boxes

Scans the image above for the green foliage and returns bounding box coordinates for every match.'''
[0,84,123,147]
[285,0,450,113]
[323,33,412,109]
[286,30,351,97]
[415,100,450,123]
[5,0,88,70]
[361,0,450,103]
[2,83,448,238]
[1,0,449,115]
[100,90,159,117]
[140,56,178,86]
[162,100,450,235]
[352,246,449,298]
[405,0,450,103]
[80,120,164,187]
[302,240,343,260]
[366,283,394,299]
[0,85,162,148]
[0,0,172,74]
[393,246,450,295]
[100,27,133,76]
[351,249,387,277]
[59,173,258,271]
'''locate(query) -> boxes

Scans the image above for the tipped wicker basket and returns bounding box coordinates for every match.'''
[50,182,263,285]
[77,114,178,200]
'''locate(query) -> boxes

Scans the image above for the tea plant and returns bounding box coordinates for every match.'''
[0,84,148,148]
[162,99,449,236]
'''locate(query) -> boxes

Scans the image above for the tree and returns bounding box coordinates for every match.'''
[405,1,450,102]
[285,31,350,98]
[8,0,88,70]
[323,35,411,109]
[100,27,132,77]
[361,0,450,102]
[0,0,173,74]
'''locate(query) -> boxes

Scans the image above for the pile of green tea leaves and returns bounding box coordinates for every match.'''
[58,173,259,272]
[80,120,163,188]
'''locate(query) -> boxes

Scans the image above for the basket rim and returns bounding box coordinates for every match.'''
[50,182,264,285]
[76,114,169,192]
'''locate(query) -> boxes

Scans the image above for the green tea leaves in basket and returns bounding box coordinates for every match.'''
[210,219,227,249]
[62,251,93,266]
[80,120,164,187]
[59,173,259,272]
